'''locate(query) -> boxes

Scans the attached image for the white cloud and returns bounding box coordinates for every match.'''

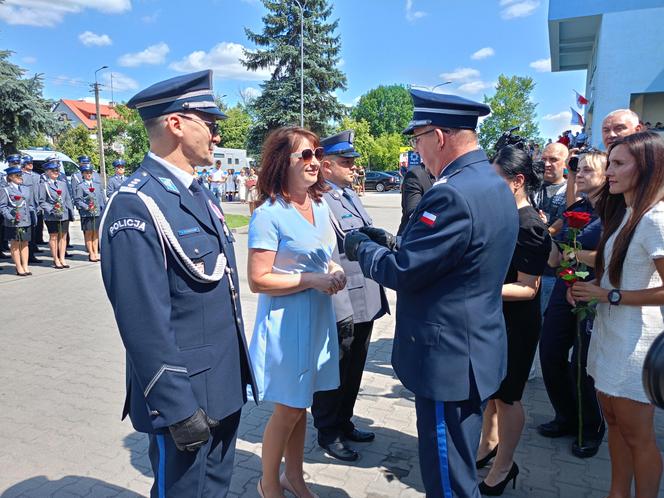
[440,67,480,83]
[22,56,37,64]
[242,87,262,100]
[0,0,130,27]
[170,42,272,81]
[81,96,111,105]
[101,72,139,92]
[456,80,496,94]
[540,110,582,138]
[542,111,571,122]
[500,0,540,20]
[405,0,426,22]
[52,75,87,87]
[529,57,551,72]
[471,47,495,60]
[79,31,112,47]
[118,42,169,67]
[141,10,160,23]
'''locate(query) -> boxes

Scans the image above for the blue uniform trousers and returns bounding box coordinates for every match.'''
[148,410,241,498]
[415,393,483,498]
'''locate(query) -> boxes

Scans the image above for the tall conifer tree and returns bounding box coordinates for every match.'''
[243,0,347,153]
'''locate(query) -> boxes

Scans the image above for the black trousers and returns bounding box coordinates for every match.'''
[148,409,241,498]
[35,214,45,244]
[540,279,605,442]
[312,317,373,444]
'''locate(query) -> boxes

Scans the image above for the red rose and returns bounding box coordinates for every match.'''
[13,195,21,201]
[89,187,95,193]
[558,267,578,287]
[56,189,62,195]
[563,211,592,229]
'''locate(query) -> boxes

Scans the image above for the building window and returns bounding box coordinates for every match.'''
[228,158,232,164]
[235,158,239,165]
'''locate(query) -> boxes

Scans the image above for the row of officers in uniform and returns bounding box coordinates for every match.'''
[0,154,127,275]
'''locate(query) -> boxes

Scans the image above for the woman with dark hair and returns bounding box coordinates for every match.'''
[476,146,551,495]
[248,126,346,498]
[572,131,664,498]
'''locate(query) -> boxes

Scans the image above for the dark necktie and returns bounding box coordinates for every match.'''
[188,180,209,213]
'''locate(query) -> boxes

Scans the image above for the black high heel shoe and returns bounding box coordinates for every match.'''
[476,445,498,469]
[478,462,519,496]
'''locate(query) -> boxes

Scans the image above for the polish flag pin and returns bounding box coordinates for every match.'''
[420,211,437,227]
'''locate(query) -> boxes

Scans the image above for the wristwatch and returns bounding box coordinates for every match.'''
[608,289,622,305]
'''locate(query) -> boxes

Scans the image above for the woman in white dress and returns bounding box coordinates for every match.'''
[571,131,664,498]
[236,168,248,203]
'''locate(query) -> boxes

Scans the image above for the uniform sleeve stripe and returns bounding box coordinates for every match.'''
[144,365,188,397]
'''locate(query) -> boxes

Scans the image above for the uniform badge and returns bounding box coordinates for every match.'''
[178,227,200,236]
[108,218,147,237]
[208,199,230,237]
[419,211,437,227]
[158,177,179,193]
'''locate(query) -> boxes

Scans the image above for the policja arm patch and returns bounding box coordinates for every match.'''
[109,218,147,237]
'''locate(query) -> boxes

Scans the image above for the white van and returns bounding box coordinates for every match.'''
[20,148,77,178]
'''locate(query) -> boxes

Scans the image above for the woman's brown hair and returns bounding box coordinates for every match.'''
[256,126,327,205]
[595,131,664,286]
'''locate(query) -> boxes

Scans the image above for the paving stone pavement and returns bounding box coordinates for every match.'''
[1,193,663,497]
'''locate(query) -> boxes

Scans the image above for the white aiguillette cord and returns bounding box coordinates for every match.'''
[136,191,232,287]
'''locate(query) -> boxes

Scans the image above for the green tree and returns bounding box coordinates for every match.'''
[243,0,347,153]
[336,117,374,167]
[55,125,99,167]
[478,74,541,156]
[101,104,149,175]
[368,133,403,171]
[0,50,65,154]
[351,85,413,137]
[218,104,252,149]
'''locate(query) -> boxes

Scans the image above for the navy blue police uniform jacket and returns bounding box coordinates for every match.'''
[100,154,257,434]
[74,180,107,218]
[355,149,519,402]
[106,174,125,198]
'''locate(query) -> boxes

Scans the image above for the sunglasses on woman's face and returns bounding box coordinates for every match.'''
[290,147,324,162]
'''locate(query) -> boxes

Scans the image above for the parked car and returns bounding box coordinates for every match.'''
[364,170,401,192]
[20,148,77,178]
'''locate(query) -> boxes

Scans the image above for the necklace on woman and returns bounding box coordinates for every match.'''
[292,195,311,212]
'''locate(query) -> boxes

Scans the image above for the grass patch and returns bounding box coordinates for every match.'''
[225,214,250,229]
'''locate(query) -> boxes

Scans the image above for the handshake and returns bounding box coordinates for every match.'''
[344,227,397,261]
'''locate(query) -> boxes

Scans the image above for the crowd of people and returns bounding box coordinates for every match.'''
[0,154,128,275]
[6,67,664,498]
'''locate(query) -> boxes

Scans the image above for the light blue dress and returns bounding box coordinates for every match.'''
[248,196,340,408]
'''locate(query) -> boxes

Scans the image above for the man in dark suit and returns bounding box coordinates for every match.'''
[100,70,256,498]
[397,157,434,235]
[311,130,390,462]
[345,90,518,498]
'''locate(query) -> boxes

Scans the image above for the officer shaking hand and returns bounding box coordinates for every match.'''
[345,90,519,498]
[100,70,256,498]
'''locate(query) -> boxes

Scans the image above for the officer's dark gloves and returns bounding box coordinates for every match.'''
[359,227,397,251]
[344,231,371,261]
[169,408,219,452]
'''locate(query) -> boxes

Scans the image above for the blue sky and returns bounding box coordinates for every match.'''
[0,0,587,140]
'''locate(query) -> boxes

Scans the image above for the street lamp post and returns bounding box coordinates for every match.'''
[293,0,307,127]
[432,81,452,91]
[94,65,109,188]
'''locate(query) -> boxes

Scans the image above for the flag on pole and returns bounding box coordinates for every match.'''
[574,90,589,108]
[570,107,585,127]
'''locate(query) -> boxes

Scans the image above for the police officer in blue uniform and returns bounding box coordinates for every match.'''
[71,155,101,192]
[106,159,127,197]
[311,130,390,462]
[75,163,106,262]
[0,154,23,258]
[21,155,44,262]
[0,164,36,275]
[345,90,519,498]
[100,69,257,498]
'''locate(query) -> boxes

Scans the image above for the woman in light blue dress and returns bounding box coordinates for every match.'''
[248,127,346,498]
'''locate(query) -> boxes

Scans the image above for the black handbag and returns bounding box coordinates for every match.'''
[643,331,664,408]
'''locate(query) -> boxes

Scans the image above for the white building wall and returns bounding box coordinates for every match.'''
[587,6,664,147]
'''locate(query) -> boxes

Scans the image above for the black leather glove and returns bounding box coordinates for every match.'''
[168,408,219,452]
[343,230,371,261]
[359,226,397,251]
